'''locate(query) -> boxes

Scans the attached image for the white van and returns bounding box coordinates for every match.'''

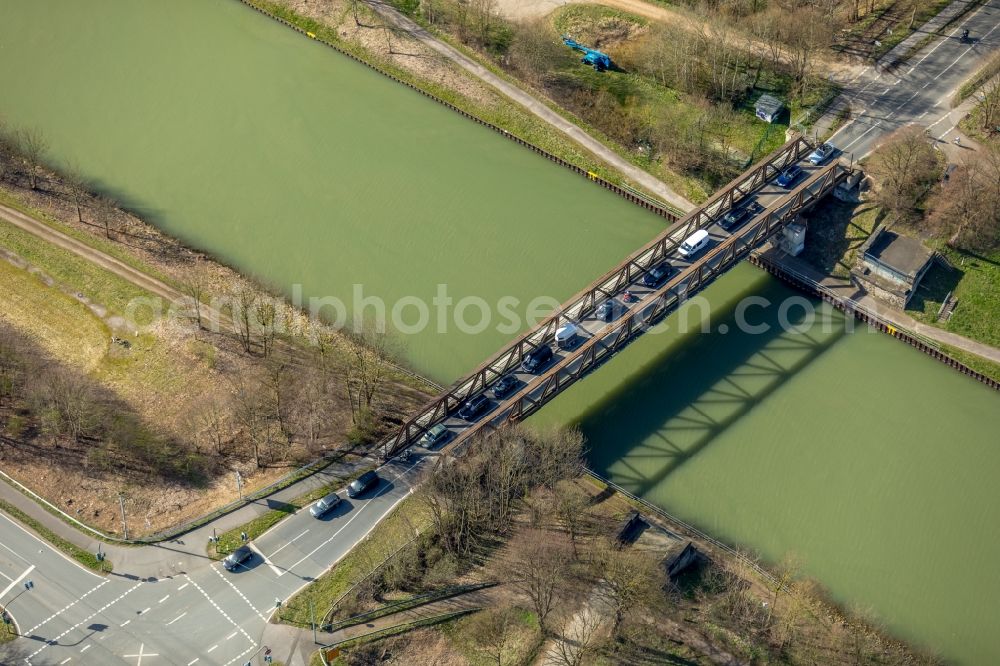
[677,229,710,259]
[555,323,579,349]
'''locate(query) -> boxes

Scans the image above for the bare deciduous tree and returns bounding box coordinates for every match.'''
[470,605,518,666]
[931,143,1000,252]
[17,128,47,190]
[505,529,573,633]
[552,604,605,666]
[867,125,940,222]
[593,541,665,638]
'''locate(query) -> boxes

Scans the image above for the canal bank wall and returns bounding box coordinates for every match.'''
[231,0,682,221]
[749,251,1000,393]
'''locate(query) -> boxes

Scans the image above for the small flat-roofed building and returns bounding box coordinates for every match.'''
[755,94,784,123]
[852,227,935,308]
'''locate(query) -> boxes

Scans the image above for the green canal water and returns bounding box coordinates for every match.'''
[533,263,1000,664]
[2,2,999,663]
[0,0,665,384]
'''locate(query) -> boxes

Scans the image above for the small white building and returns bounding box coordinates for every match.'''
[755,94,784,123]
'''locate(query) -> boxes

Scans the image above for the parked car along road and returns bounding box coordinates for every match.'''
[457,393,491,420]
[807,143,835,165]
[492,375,519,399]
[419,423,452,448]
[521,344,553,373]
[223,545,253,571]
[718,202,762,231]
[642,261,674,287]
[309,491,342,518]
[776,164,804,188]
[347,470,380,498]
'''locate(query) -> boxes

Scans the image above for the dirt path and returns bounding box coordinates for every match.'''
[364,0,693,211]
[0,203,184,305]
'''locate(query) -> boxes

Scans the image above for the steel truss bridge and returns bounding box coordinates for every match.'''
[383,136,852,459]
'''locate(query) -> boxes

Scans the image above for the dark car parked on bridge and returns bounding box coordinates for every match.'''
[521,344,554,374]
[457,393,491,420]
[223,545,253,571]
[719,202,762,231]
[347,470,380,498]
[642,261,674,288]
[492,375,519,400]
[776,165,804,188]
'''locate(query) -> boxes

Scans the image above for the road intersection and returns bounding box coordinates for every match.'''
[0,456,424,666]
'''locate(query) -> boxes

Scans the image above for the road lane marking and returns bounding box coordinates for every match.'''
[207,645,218,653]
[138,607,151,615]
[80,645,90,653]
[59,658,70,665]
[158,595,169,603]
[123,643,158,665]
[267,529,309,558]
[29,581,143,663]
[0,514,100,578]
[0,569,13,582]
[0,564,34,601]
[166,612,187,626]
[226,631,238,640]
[211,565,266,620]
[280,461,420,576]
[183,575,256,646]
[187,660,199,665]
[177,583,189,591]
[26,577,109,635]
[120,620,131,627]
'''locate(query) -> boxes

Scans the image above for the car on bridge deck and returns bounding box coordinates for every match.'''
[642,261,675,287]
[807,143,836,165]
[419,423,452,449]
[719,202,763,231]
[223,545,253,571]
[521,344,554,374]
[776,164,804,188]
[457,393,491,420]
[677,229,711,259]
[492,375,519,399]
[595,299,619,321]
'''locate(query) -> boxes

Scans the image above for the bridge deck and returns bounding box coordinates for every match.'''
[385,136,851,458]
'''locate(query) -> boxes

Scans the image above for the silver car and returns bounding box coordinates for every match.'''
[309,491,341,518]
[807,143,835,165]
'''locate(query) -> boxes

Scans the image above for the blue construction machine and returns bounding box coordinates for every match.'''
[562,35,611,72]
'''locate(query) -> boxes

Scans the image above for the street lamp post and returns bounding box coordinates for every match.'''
[118,492,129,540]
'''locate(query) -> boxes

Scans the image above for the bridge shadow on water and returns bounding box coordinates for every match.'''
[577,272,854,499]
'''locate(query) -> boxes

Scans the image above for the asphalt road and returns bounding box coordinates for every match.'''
[0,456,424,666]
[829,0,1000,159]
